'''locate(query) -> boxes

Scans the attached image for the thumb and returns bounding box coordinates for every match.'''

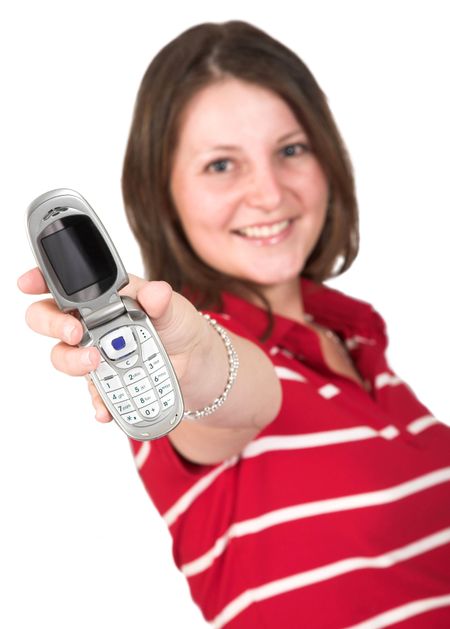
[119,273,150,300]
[135,280,174,325]
[135,281,202,356]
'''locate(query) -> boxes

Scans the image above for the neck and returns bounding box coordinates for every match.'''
[257,279,307,323]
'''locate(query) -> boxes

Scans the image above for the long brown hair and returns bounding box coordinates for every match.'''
[122,20,359,322]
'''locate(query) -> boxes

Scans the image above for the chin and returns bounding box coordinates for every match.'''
[241,266,303,287]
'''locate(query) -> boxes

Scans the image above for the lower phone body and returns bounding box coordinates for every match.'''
[83,297,184,440]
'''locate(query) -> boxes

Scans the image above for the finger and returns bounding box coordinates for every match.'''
[119,273,151,300]
[87,379,112,423]
[51,342,100,376]
[25,299,83,344]
[17,268,49,294]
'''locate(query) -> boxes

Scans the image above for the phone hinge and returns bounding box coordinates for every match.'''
[82,299,126,329]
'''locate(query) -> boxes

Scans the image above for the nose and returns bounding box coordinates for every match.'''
[244,160,283,212]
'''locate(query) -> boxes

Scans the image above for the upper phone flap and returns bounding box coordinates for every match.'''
[27,188,129,318]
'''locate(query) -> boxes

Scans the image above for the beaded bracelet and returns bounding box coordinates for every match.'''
[183,313,239,420]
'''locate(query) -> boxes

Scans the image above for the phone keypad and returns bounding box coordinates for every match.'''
[95,325,175,426]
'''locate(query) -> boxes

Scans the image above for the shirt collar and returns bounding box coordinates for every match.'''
[220,277,387,349]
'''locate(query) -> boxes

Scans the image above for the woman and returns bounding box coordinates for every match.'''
[18,21,450,628]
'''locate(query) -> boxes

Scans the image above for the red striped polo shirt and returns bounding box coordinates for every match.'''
[130,278,450,628]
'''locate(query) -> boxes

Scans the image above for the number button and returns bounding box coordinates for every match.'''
[140,402,160,419]
[144,353,164,374]
[107,388,129,403]
[134,390,157,408]
[127,377,152,397]
[114,400,134,415]
[122,412,141,425]
[151,366,169,385]
[124,367,146,385]
[156,380,173,398]
[100,375,122,392]
[160,391,175,409]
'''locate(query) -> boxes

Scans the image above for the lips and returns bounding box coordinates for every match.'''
[233,219,293,239]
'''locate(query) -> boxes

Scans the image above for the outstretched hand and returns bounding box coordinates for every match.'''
[18,268,204,422]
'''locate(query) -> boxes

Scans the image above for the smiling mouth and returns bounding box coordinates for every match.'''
[233,219,293,239]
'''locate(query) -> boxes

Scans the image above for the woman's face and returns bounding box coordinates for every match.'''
[170,78,329,289]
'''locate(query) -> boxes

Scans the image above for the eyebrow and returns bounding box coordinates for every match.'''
[203,128,307,153]
[278,128,308,143]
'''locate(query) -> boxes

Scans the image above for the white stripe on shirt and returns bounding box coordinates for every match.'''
[181,467,450,578]
[241,425,400,459]
[162,425,401,526]
[163,455,239,527]
[134,441,151,470]
[407,415,441,435]
[274,366,306,382]
[210,528,450,628]
[344,593,450,629]
[375,372,403,389]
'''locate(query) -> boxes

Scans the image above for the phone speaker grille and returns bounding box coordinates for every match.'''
[43,206,69,221]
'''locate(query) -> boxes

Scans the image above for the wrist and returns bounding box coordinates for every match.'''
[180,313,239,419]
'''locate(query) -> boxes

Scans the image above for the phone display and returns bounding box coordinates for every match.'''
[40,215,116,295]
[26,188,184,441]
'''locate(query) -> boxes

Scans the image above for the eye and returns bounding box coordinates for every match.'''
[205,158,233,173]
[281,143,309,158]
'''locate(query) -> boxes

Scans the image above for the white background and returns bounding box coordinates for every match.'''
[2,1,449,627]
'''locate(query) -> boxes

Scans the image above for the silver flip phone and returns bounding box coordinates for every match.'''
[26,188,184,441]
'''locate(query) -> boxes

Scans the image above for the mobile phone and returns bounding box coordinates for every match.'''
[26,188,184,441]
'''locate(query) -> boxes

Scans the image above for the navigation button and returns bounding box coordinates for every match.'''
[100,326,137,360]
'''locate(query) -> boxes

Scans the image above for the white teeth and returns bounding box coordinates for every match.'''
[237,219,290,238]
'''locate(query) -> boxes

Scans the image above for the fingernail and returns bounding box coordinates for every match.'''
[17,273,27,288]
[63,322,76,343]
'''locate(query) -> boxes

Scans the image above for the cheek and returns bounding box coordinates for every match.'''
[306,165,329,220]
[175,198,232,258]
[178,187,236,237]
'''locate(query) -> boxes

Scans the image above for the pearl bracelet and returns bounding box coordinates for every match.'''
[183,313,239,420]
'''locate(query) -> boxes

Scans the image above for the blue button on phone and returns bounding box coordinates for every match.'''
[112,336,126,351]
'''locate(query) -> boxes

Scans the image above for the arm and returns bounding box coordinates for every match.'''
[18,269,282,465]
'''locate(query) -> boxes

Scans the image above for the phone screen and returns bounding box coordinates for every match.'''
[41,215,116,295]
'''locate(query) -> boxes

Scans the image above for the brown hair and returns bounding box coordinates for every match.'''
[122,20,359,324]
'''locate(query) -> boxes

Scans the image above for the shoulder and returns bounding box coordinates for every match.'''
[302,278,389,349]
